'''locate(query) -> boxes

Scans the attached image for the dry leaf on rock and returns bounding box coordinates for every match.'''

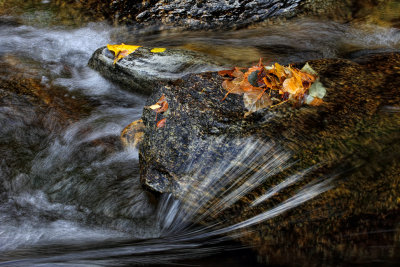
[148,94,169,128]
[149,103,161,110]
[107,43,141,64]
[309,97,324,106]
[219,59,325,116]
[151,48,166,53]
[156,118,166,128]
[244,91,273,117]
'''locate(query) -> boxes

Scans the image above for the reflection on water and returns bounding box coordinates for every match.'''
[0,1,400,266]
[118,18,400,66]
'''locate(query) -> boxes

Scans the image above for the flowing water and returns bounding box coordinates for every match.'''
[0,1,400,266]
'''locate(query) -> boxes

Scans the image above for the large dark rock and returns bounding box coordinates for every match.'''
[136,52,400,264]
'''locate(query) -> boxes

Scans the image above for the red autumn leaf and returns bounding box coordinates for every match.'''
[156,94,166,104]
[218,69,235,78]
[157,118,166,128]
[156,100,168,113]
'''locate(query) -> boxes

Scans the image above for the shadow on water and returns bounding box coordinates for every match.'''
[0,1,400,266]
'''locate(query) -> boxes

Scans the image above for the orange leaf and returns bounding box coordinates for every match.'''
[149,94,169,121]
[218,69,235,78]
[156,101,168,113]
[157,118,166,128]
[282,77,299,95]
[309,97,324,106]
[156,94,166,104]
[273,63,287,82]
[232,67,244,79]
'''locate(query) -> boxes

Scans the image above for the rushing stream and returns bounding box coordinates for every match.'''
[1,1,400,266]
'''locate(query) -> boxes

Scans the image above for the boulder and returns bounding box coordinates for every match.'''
[88,46,227,94]
[135,52,400,264]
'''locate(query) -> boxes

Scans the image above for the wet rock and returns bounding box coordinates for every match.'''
[135,0,302,30]
[88,46,227,94]
[56,0,399,30]
[5,0,397,30]
[139,72,247,193]
[135,52,400,264]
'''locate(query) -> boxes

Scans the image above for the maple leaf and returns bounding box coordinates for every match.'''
[221,67,247,100]
[107,43,141,64]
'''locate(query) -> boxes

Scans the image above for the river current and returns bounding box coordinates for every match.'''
[0,1,400,266]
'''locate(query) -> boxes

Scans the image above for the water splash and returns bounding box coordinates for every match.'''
[0,137,332,266]
[156,137,332,240]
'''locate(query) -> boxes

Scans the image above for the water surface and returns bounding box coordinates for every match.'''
[0,1,399,266]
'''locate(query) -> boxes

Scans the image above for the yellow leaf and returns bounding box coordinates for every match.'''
[148,103,162,110]
[273,62,287,82]
[151,48,166,53]
[107,43,141,64]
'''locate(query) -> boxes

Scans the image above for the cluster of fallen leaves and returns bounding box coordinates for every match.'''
[219,59,326,116]
[148,94,169,128]
[107,43,166,64]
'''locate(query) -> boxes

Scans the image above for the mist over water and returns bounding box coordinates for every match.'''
[0,5,399,266]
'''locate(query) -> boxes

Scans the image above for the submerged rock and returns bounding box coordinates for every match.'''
[134,52,400,264]
[88,46,227,94]
[0,55,93,125]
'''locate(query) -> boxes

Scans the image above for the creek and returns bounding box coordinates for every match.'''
[0,1,399,266]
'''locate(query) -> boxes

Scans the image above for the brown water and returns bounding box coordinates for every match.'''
[0,0,399,266]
